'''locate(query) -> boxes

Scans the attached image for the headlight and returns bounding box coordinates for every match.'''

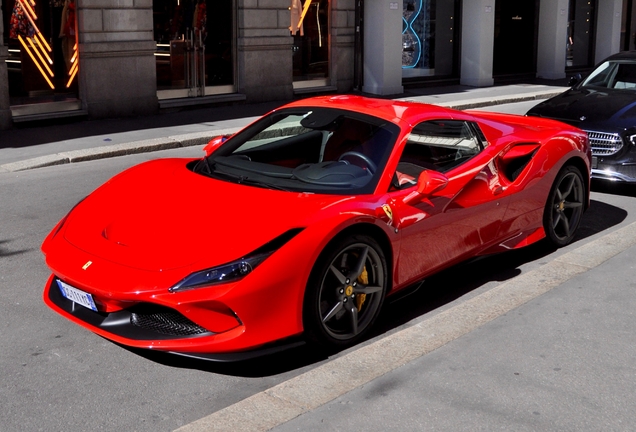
[169,253,269,292]
[168,228,303,292]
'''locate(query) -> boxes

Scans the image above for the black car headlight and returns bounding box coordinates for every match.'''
[169,228,303,292]
[169,253,269,292]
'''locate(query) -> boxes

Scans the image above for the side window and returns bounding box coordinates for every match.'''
[391,120,483,190]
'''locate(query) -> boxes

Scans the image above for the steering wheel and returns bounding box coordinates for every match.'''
[338,151,377,175]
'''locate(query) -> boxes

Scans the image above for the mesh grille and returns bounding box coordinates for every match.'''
[130,310,209,336]
[585,130,623,156]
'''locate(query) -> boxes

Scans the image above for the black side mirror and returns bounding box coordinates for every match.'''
[568,73,582,87]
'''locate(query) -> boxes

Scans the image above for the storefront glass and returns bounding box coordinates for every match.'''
[566,0,596,69]
[291,0,329,88]
[2,0,79,110]
[402,0,459,80]
[153,0,234,98]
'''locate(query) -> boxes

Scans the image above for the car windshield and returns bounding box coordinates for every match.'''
[581,60,636,90]
[197,107,400,194]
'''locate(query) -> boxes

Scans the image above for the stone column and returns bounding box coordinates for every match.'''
[237,0,294,102]
[331,0,356,92]
[77,0,158,118]
[362,0,403,95]
[595,0,622,63]
[460,0,494,87]
[536,0,568,80]
[0,0,12,129]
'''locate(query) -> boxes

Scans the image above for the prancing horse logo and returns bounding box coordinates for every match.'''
[82,261,93,270]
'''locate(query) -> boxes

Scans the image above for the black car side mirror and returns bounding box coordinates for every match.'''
[568,73,582,87]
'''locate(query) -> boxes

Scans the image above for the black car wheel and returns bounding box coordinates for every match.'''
[303,234,387,349]
[543,165,585,247]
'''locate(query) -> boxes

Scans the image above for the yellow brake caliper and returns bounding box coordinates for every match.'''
[356,266,368,311]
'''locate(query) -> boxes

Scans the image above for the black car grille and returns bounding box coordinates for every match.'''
[585,130,623,156]
[130,309,209,336]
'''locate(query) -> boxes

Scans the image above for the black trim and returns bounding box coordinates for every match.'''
[167,337,307,362]
[48,278,214,341]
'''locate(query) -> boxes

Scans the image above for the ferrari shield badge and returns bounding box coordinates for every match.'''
[82,261,93,270]
[381,204,393,225]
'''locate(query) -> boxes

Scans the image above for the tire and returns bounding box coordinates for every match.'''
[303,234,388,349]
[543,165,585,247]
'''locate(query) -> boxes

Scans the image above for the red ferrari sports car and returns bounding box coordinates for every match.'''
[42,96,591,360]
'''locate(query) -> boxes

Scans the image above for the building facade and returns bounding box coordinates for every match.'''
[0,0,630,129]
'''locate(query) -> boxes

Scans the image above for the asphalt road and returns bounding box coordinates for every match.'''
[2,99,636,431]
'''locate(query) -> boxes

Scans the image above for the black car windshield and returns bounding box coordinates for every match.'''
[581,60,636,90]
[197,107,400,194]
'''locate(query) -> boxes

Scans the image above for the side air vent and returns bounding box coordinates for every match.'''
[498,143,539,182]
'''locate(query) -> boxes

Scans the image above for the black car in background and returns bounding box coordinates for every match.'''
[527,51,636,183]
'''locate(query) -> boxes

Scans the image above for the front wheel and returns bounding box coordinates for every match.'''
[303,234,388,349]
[543,165,585,247]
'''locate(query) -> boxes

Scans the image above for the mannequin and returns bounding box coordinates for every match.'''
[9,0,36,39]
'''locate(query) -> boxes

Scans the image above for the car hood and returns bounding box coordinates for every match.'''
[63,159,346,272]
[528,87,636,131]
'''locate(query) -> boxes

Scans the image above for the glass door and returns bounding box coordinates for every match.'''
[401,0,460,80]
[493,0,538,76]
[291,0,329,89]
[566,0,596,69]
[154,0,235,100]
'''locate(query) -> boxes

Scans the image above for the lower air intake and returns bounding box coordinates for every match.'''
[130,310,209,336]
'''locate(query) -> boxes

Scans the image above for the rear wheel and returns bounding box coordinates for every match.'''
[543,165,585,247]
[303,235,388,349]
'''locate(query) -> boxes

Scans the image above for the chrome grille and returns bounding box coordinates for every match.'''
[585,130,623,156]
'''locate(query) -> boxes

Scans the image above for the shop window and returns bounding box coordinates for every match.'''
[291,0,329,88]
[153,0,234,98]
[402,0,459,80]
[2,0,79,107]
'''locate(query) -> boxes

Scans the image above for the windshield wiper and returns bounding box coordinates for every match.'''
[238,176,291,191]
[210,168,291,191]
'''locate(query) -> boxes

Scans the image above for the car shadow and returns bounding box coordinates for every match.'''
[124,342,328,377]
[126,198,626,376]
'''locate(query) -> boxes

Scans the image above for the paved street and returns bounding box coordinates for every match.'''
[2,92,636,431]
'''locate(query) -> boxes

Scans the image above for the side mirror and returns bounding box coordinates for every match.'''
[203,135,230,156]
[403,170,448,205]
[568,73,582,87]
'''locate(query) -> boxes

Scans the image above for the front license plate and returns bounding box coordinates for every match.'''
[592,156,598,169]
[56,280,98,312]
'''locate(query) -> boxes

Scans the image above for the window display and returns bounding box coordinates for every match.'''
[402,0,459,80]
[2,0,79,106]
[153,0,234,98]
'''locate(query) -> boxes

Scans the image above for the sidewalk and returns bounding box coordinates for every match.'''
[0,83,568,173]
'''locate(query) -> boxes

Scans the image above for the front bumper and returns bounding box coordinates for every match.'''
[591,163,636,182]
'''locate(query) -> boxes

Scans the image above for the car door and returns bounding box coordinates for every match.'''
[387,119,510,289]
